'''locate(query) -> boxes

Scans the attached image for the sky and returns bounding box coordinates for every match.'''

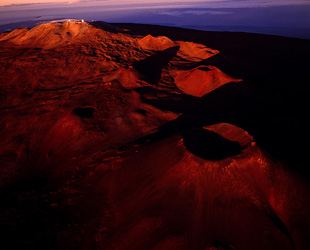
[1,0,310,7]
[0,0,310,38]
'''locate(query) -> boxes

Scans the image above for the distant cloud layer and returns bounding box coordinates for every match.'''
[155,10,234,17]
[2,0,310,8]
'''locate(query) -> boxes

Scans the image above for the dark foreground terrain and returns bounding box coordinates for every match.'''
[0,21,310,250]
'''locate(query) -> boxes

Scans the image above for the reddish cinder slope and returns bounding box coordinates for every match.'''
[0,20,309,250]
[0,21,125,49]
[138,34,176,51]
[108,129,304,250]
[176,41,219,62]
[138,34,219,62]
[0,20,229,198]
[173,66,242,97]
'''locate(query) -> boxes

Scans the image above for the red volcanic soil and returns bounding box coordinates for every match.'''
[0,20,310,250]
[173,66,241,97]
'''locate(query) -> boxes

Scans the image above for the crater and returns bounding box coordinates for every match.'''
[66,32,72,39]
[200,66,211,72]
[73,107,95,118]
[183,127,241,160]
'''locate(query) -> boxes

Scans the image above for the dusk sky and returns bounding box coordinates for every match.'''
[0,0,310,38]
[2,0,310,7]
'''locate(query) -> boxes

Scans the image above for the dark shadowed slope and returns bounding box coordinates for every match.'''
[0,21,310,250]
